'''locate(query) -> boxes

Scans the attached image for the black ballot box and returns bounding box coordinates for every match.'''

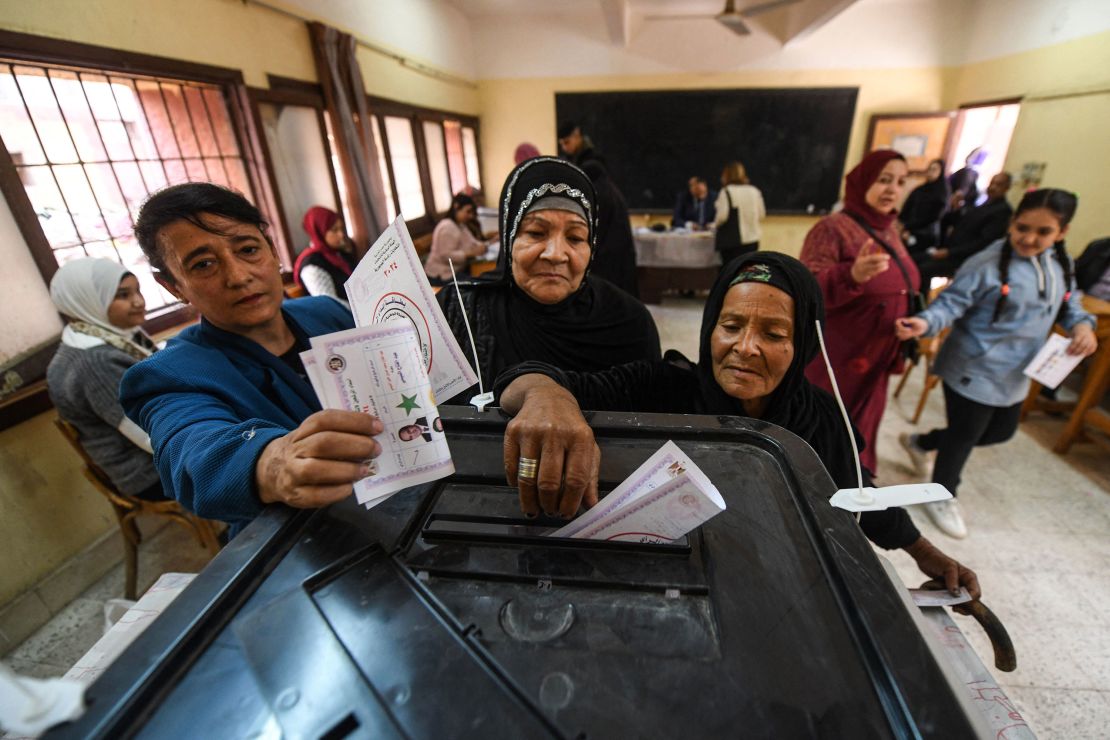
[47,408,985,739]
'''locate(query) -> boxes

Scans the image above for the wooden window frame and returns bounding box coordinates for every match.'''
[366,95,483,238]
[247,75,345,273]
[0,29,280,334]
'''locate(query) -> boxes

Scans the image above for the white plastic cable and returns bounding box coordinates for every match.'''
[814,319,872,519]
[448,259,492,411]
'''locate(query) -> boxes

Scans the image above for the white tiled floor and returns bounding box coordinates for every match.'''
[4,295,1107,737]
[647,294,1110,739]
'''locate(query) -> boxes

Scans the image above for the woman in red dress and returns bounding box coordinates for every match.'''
[801,150,919,474]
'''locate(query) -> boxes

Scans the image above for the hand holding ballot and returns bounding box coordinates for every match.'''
[255,410,384,509]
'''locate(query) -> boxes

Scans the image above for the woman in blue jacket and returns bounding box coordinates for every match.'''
[120,183,384,536]
[896,189,1097,538]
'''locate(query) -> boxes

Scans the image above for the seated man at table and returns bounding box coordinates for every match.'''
[120,183,384,537]
[672,176,717,229]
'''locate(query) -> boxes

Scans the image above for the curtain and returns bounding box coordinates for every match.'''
[308,22,389,253]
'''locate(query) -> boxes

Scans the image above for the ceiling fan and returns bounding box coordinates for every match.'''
[643,0,803,36]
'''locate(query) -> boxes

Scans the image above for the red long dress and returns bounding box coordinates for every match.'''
[800,212,920,474]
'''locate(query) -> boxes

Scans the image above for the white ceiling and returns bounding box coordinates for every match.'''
[286,0,1110,80]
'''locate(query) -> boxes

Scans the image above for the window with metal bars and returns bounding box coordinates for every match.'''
[0,60,259,314]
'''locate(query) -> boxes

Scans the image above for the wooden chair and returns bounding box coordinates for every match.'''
[893,279,951,424]
[53,418,222,599]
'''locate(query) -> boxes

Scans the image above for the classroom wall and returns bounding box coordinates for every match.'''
[0,0,479,608]
[944,30,1110,254]
[478,66,946,257]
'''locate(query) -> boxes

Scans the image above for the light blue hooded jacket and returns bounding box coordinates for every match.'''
[919,239,1095,407]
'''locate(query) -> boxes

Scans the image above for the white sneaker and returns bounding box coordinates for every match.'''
[923,499,968,539]
[899,432,932,477]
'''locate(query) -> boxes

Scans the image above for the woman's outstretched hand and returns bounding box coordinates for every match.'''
[895,317,929,341]
[850,239,891,284]
[501,374,600,519]
[905,536,982,600]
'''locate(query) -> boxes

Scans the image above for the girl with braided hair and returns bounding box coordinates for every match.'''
[895,189,1097,538]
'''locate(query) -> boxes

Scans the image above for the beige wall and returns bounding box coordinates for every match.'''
[944,30,1110,254]
[478,67,945,257]
[0,412,116,604]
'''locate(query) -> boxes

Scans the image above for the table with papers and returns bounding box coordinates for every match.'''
[633,228,721,303]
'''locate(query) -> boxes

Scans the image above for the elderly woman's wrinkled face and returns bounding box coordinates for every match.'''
[864,159,909,213]
[711,283,795,416]
[510,210,591,304]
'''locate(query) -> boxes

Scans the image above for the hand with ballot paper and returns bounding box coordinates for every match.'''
[254,410,384,509]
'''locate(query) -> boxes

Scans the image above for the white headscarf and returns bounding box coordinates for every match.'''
[50,258,155,354]
[50,258,132,332]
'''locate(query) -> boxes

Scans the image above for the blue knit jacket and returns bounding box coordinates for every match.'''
[121,297,354,533]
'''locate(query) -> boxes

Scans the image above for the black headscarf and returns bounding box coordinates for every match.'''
[449,157,659,380]
[695,252,861,487]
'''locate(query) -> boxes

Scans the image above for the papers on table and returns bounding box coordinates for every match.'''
[301,323,454,509]
[1023,333,1083,390]
[551,441,725,544]
[344,216,477,401]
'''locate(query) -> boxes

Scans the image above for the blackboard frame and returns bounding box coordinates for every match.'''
[555,87,859,216]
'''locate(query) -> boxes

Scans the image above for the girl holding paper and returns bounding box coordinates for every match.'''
[896,189,1096,538]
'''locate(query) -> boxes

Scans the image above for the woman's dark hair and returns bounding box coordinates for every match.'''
[992,188,1078,322]
[133,183,270,282]
[446,192,477,222]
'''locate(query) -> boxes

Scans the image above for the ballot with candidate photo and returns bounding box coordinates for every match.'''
[302,323,454,509]
[344,216,477,402]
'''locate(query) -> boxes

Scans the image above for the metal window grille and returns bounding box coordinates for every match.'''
[0,60,258,313]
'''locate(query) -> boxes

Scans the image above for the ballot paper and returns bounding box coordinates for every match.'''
[1023,333,1083,390]
[909,587,973,608]
[307,323,453,508]
[344,216,477,401]
[551,441,725,544]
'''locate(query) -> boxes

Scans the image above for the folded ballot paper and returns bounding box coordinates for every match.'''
[344,216,478,402]
[551,441,725,544]
[301,323,454,509]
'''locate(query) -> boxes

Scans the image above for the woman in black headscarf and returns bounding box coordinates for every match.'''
[494,252,980,598]
[437,157,660,404]
[900,158,950,256]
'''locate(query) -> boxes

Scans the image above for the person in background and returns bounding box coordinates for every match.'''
[1074,236,1110,301]
[800,150,918,476]
[514,142,541,165]
[437,157,660,405]
[494,252,980,599]
[581,160,639,298]
[556,121,605,171]
[920,172,1013,284]
[900,158,949,255]
[897,189,1096,538]
[121,184,378,537]
[425,193,489,285]
[672,176,717,229]
[47,258,164,500]
[293,206,357,306]
[713,161,765,265]
[947,147,984,211]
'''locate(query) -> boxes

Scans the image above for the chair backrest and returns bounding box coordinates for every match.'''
[53,417,125,496]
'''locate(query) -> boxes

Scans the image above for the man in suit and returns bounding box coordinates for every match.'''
[672,176,717,229]
[919,172,1013,283]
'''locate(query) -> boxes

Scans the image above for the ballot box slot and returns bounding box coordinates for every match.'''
[421,514,692,554]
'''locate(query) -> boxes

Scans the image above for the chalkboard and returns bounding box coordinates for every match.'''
[555,87,858,215]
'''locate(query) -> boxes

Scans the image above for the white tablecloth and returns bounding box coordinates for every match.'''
[633,229,721,268]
